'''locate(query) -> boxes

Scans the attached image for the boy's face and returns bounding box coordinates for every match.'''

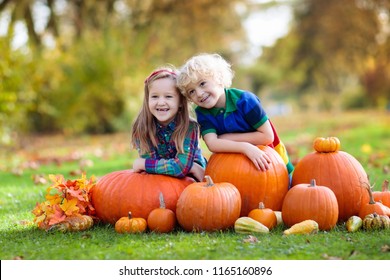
[186,78,225,109]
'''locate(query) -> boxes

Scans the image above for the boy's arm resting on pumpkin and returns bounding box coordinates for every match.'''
[217,121,274,146]
[203,133,271,171]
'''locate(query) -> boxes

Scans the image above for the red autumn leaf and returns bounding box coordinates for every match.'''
[66,187,85,202]
[65,179,77,188]
[49,205,66,225]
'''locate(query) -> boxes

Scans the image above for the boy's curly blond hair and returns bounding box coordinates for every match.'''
[177,53,234,97]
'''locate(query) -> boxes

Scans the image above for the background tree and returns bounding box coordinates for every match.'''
[258,0,390,110]
[0,0,250,143]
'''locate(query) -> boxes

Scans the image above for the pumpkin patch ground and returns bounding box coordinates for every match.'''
[0,110,389,260]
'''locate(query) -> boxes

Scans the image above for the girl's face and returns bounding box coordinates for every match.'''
[148,78,181,126]
[186,78,225,109]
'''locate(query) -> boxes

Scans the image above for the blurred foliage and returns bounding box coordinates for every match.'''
[0,35,35,145]
[27,31,132,135]
[0,0,390,148]
[255,0,390,111]
[0,0,248,147]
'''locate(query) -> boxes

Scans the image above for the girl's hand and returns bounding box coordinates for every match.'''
[242,143,271,171]
[189,162,205,182]
[132,158,146,173]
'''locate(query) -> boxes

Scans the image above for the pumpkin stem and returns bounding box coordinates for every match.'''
[309,179,316,187]
[382,180,389,192]
[259,202,265,209]
[159,192,166,209]
[361,176,376,204]
[128,212,132,219]
[204,175,214,187]
[367,186,376,204]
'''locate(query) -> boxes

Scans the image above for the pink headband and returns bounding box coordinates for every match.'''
[144,69,177,84]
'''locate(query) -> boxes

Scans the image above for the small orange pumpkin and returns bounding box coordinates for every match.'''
[358,180,389,219]
[248,202,277,230]
[115,212,147,234]
[176,175,241,232]
[372,180,390,208]
[313,137,340,153]
[147,192,176,233]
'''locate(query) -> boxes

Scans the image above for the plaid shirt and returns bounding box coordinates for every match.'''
[138,119,206,178]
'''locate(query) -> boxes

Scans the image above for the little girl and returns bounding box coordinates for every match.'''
[131,66,207,182]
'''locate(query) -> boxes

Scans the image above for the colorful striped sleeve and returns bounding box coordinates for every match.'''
[268,121,294,174]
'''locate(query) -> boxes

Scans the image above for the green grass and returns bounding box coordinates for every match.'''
[0,110,389,260]
[1,225,389,260]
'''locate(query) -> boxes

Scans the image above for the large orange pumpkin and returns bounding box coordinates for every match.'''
[281,179,339,230]
[291,137,370,222]
[205,145,289,216]
[176,176,241,232]
[91,170,194,224]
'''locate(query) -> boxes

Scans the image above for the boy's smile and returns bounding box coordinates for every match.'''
[199,94,210,103]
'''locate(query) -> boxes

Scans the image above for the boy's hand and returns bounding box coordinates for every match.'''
[242,144,271,171]
[204,133,271,171]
